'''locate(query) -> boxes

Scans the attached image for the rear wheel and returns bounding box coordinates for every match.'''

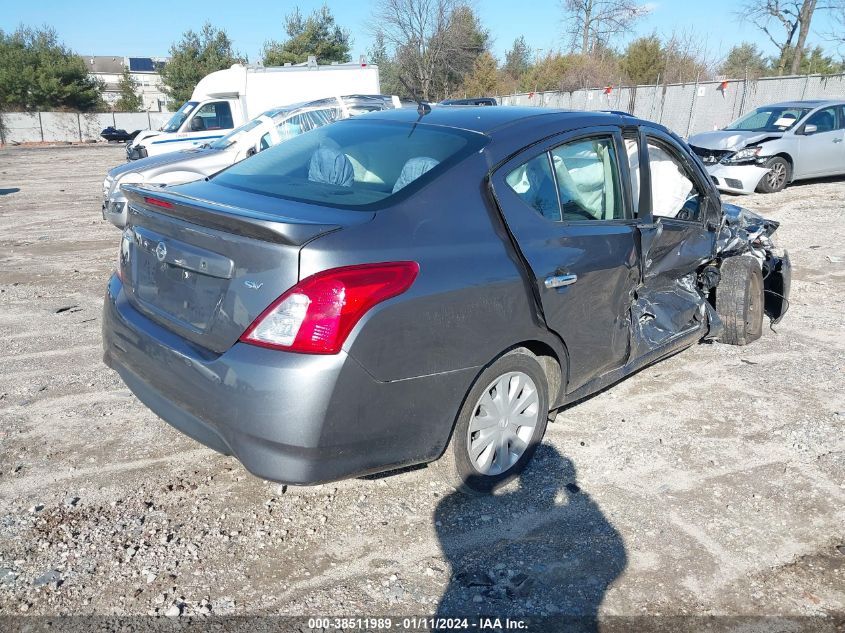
[433,349,550,495]
[756,156,790,193]
[716,256,764,346]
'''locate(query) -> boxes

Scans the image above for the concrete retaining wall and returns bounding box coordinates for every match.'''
[0,111,172,144]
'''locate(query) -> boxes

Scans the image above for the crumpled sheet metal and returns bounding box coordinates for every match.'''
[630,272,722,358]
[630,203,785,355]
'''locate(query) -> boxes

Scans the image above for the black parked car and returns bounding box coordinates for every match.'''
[103,107,790,494]
[100,126,140,143]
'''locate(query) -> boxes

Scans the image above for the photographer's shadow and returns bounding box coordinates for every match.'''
[433,445,626,631]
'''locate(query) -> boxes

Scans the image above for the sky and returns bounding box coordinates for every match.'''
[1,0,840,65]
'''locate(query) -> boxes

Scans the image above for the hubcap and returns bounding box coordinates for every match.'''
[767,162,786,189]
[466,371,539,476]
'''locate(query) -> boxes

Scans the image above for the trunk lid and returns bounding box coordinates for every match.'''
[120,182,373,354]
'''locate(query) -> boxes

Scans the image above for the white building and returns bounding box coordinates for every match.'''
[82,56,172,112]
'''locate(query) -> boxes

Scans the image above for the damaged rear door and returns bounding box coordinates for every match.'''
[490,126,640,392]
[628,127,723,358]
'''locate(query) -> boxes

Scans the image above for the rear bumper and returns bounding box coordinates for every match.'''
[706,164,770,195]
[102,275,475,484]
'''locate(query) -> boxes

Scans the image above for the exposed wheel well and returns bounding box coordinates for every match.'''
[515,340,564,406]
[772,153,794,181]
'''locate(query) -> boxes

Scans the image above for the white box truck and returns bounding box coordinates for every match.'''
[126,59,380,160]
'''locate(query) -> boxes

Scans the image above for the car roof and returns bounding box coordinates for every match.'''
[766,99,845,108]
[361,106,645,135]
[261,95,395,119]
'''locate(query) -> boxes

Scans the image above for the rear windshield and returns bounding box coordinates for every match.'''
[213,119,487,209]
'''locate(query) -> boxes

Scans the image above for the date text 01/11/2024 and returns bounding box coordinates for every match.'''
[306,617,529,630]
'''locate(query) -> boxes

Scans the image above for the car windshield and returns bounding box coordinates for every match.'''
[161,101,199,133]
[207,118,263,150]
[213,119,487,209]
[725,106,811,132]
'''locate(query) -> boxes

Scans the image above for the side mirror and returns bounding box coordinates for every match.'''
[803,123,818,135]
[190,117,204,132]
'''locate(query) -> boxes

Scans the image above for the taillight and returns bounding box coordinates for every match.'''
[144,196,173,209]
[240,262,419,354]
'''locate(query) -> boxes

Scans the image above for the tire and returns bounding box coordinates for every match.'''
[756,156,790,193]
[433,349,550,495]
[716,256,764,346]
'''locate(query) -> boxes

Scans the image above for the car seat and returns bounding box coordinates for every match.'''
[392,157,440,193]
[308,147,355,187]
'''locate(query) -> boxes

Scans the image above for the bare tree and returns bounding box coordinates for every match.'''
[740,0,835,74]
[826,0,845,47]
[371,0,486,100]
[663,29,716,83]
[562,0,651,54]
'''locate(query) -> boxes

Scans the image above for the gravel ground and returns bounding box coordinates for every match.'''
[0,145,843,625]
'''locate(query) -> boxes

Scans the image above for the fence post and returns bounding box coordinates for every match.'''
[800,74,810,99]
[147,111,152,128]
[685,73,701,138]
[38,112,44,142]
[77,113,82,142]
[738,70,749,117]
[649,75,660,120]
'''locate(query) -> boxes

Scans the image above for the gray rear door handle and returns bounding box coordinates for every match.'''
[544,274,578,289]
[834,138,843,143]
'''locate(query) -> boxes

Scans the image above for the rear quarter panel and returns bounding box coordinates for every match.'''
[298,152,558,383]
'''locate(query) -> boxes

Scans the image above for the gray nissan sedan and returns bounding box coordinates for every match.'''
[102,106,791,494]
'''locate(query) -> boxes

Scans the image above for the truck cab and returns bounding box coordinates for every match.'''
[126,60,380,160]
[128,100,237,159]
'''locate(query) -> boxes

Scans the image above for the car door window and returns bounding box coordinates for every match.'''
[551,137,624,221]
[624,137,640,216]
[646,140,703,221]
[191,102,233,131]
[276,113,309,141]
[505,153,561,221]
[805,106,839,133]
[306,108,340,128]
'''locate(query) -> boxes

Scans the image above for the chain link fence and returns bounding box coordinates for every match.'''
[499,73,845,137]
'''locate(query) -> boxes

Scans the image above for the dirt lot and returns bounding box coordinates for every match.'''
[0,144,843,625]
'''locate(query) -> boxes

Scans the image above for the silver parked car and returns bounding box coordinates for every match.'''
[688,99,845,194]
[102,95,402,228]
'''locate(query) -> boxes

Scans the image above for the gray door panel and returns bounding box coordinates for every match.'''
[491,127,640,391]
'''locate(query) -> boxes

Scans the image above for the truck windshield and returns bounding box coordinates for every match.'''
[213,118,487,210]
[725,107,811,132]
[161,101,199,133]
[207,119,262,150]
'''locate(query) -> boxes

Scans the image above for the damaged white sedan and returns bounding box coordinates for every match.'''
[689,99,845,194]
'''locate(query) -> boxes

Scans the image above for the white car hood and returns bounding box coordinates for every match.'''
[688,130,784,151]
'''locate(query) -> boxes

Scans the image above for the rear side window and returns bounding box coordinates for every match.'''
[551,138,622,221]
[213,119,487,209]
[505,154,560,221]
[505,135,624,222]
